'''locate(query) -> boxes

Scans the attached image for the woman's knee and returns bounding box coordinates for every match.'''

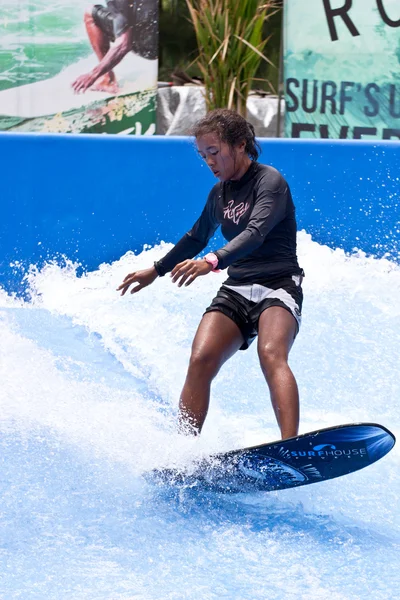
[188,348,222,379]
[258,343,288,376]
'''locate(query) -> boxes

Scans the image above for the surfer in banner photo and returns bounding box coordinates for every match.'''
[72,0,158,94]
[117,109,304,441]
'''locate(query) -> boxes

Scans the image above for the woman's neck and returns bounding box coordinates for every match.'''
[230,157,253,181]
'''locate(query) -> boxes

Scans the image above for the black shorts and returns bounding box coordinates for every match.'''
[204,274,303,350]
[92,1,158,60]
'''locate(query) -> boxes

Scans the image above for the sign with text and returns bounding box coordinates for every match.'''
[284,0,400,139]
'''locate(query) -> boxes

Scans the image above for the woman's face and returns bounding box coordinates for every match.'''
[196,132,246,182]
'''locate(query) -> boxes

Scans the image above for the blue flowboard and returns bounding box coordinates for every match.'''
[151,423,395,493]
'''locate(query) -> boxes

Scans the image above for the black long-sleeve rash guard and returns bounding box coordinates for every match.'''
[154,161,302,285]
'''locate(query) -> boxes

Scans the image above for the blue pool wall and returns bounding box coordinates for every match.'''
[1,133,399,293]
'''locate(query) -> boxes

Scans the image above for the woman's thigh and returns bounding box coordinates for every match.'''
[257,306,298,361]
[190,310,244,369]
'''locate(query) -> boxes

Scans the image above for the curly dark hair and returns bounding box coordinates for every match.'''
[192,109,261,161]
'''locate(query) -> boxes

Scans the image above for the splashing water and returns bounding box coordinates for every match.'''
[1,231,399,599]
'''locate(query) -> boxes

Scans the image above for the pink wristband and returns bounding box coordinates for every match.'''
[204,252,220,272]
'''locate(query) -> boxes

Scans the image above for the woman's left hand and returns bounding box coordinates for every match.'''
[171,259,213,287]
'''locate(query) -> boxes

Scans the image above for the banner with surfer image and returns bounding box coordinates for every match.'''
[0,0,158,134]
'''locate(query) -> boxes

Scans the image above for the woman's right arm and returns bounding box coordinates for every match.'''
[154,188,219,277]
[117,187,219,295]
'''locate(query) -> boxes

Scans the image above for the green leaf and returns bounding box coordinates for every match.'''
[186,0,279,113]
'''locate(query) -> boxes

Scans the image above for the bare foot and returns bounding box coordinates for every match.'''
[90,73,119,94]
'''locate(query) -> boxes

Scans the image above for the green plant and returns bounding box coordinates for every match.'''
[185,0,280,115]
[159,0,198,81]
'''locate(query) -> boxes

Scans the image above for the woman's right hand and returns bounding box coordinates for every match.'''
[117,266,158,296]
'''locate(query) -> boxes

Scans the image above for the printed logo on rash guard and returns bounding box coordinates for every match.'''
[223,200,250,225]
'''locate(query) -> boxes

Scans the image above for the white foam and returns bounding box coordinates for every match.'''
[3,232,399,448]
[1,232,399,598]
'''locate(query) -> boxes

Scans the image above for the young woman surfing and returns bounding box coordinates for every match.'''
[117,109,304,440]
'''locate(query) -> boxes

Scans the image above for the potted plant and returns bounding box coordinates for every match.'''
[185,0,280,115]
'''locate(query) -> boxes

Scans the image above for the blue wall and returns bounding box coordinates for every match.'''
[1,133,399,293]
